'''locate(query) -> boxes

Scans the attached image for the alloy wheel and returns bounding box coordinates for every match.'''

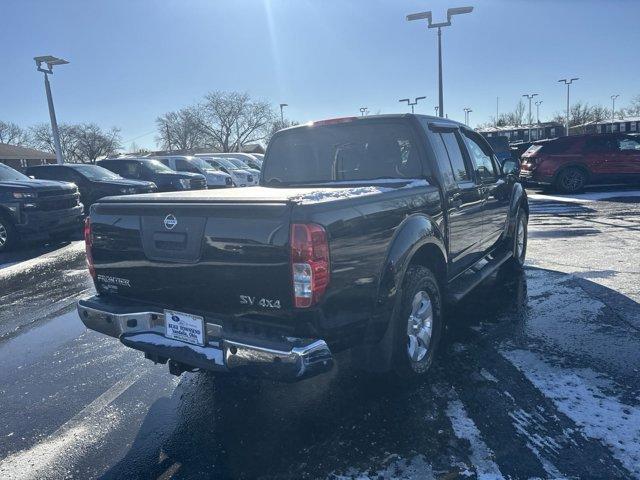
[0,221,7,248]
[516,216,526,260]
[406,290,434,364]
[561,170,584,192]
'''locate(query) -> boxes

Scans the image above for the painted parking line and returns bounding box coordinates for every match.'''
[0,368,146,480]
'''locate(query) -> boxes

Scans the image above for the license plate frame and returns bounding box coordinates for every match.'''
[164,309,205,346]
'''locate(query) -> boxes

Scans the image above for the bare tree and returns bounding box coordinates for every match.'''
[551,102,609,131]
[29,123,80,161]
[266,118,299,144]
[155,107,203,151]
[624,95,640,117]
[28,123,121,163]
[73,123,122,163]
[0,121,29,145]
[194,91,275,152]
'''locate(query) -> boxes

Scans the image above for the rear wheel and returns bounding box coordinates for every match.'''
[555,167,587,193]
[393,266,442,378]
[0,215,17,253]
[501,209,528,273]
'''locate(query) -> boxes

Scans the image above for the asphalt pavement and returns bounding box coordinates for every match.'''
[0,187,639,480]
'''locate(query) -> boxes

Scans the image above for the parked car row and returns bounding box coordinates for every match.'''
[518,133,640,193]
[0,163,84,252]
[0,152,264,252]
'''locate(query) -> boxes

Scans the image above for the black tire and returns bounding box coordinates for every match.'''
[0,214,17,253]
[501,209,528,273]
[555,167,587,194]
[392,265,443,378]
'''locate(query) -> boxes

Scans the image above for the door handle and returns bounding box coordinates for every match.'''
[451,192,462,208]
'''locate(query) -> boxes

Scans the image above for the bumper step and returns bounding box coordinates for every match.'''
[77,297,333,382]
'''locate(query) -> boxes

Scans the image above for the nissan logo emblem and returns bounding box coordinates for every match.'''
[164,214,178,230]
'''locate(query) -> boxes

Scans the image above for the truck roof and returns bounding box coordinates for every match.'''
[277,113,463,134]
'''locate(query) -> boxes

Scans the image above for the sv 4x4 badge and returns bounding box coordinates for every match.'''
[239,295,281,309]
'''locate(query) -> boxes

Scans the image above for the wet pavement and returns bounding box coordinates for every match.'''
[0,188,639,479]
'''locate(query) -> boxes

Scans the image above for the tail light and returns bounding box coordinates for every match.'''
[291,223,330,308]
[84,217,95,279]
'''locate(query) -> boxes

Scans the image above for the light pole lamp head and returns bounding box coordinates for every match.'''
[407,6,473,28]
[34,55,69,74]
[399,98,410,104]
[415,96,427,102]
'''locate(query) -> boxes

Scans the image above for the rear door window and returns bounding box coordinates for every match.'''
[618,137,640,151]
[175,159,201,173]
[263,120,423,184]
[122,162,142,179]
[461,130,497,182]
[584,137,618,153]
[440,131,472,183]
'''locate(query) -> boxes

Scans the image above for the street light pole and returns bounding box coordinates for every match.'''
[523,93,539,142]
[463,107,472,125]
[407,6,473,119]
[434,106,439,116]
[535,100,543,124]
[558,78,579,136]
[34,56,69,164]
[399,96,427,114]
[359,107,368,117]
[611,94,620,130]
[279,103,288,124]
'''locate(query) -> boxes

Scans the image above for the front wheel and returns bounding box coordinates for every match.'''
[0,215,17,253]
[393,266,443,378]
[555,167,587,193]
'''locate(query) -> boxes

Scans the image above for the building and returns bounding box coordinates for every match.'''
[0,143,56,171]
[477,122,565,143]
[571,117,640,135]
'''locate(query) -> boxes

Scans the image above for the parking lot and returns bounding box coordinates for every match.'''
[0,187,638,479]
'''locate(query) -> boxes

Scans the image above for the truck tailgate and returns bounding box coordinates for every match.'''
[90,200,293,315]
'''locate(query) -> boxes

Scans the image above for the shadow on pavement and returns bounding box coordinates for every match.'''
[99,267,640,480]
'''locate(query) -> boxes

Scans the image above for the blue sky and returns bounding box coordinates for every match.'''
[2,0,639,149]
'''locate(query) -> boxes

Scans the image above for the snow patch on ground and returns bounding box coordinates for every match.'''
[479,369,499,383]
[529,190,640,204]
[0,242,83,279]
[446,398,504,480]
[331,455,435,480]
[502,348,640,478]
[291,179,429,204]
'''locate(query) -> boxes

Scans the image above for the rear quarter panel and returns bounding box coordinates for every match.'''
[296,184,443,348]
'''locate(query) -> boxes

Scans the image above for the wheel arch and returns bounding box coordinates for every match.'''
[552,163,592,184]
[0,204,17,224]
[504,182,529,239]
[351,213,447,373]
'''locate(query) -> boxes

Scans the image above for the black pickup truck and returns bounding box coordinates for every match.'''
[77,115,528,381]
[0,163,83,252]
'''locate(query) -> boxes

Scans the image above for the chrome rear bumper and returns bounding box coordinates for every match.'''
[77,296,333,382]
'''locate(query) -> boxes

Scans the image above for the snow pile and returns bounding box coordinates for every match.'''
[502,349,640,478]
[291,179,429,204]
[529,190,640,204]
[446,398,504,480]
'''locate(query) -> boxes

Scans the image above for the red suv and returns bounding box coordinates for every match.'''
[519,133,640,193]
